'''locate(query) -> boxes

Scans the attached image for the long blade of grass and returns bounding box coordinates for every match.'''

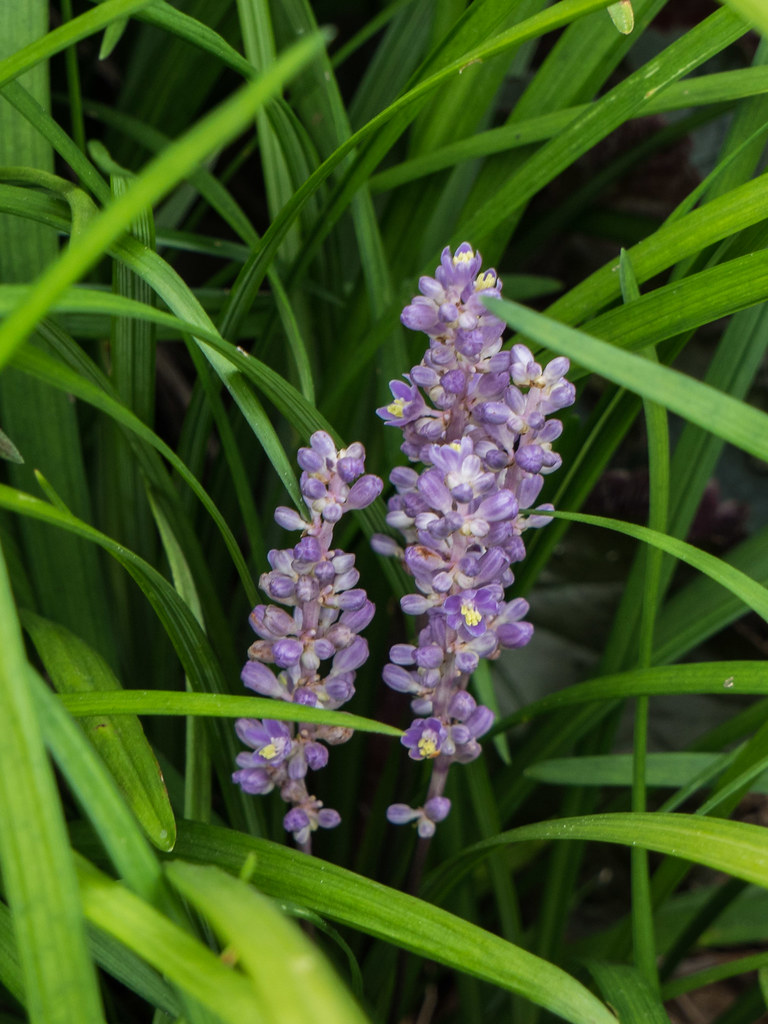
[0,543,104,1023]
[77,856,268,1024]
[0,29,329,371]
[497,661,768,728]
[174,821,617,1024]
[165,860,371,1024]
[22,610,176,851]
[58,689,403,736]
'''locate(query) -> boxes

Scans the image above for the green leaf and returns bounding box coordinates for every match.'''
[0,29,329,371]
[21,610,176,851]
[525,752,768,791]
[717,0,768,36]
[606,1,634,34]
[165,860,371,1024]
[0,425,22,463]
[174,821,617,1024]
[498,661,768,729]
[58,689,403,737]
[0,543,104,1023]
[588,963,669,1023]
[452,813,768,893]
[76,857,267,1024]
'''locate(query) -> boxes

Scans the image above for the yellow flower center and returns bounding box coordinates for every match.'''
[461,601,482,628]
[453,249,475,265]
[418,736,439,758]
[386,398,406,418]
[259,742,279,760]
[448,441,462,452]
[475,271,496,289]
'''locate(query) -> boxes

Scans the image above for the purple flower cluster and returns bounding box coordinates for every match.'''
[233,431,382,847]
[375,242,574,836]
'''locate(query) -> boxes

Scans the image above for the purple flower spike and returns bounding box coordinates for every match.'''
[376,241,572,836]
[233,435,381,849]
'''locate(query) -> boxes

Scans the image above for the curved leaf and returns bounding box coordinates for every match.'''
[165,861,370,1024]
[173,821,617,1024]
[22,610,176,851]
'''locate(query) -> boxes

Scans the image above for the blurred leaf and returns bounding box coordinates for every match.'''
[606,1,634,33]
[165,860,371,1024]
[0,426,22,463]
[588,963,668,1023]
[499,661,768,729]
[0,543,104,1023]
[22,610,176,851]
[77,856,267,1024]
[58,689,403,736]
[174,821,617,1024]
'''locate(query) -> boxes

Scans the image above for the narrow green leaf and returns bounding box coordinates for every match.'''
[498,661,768,729]
[0,543,104,1023]
[457,813,768,893]
[58,689,403,736]
[21,610,176,851]
[174,821,618,1024]
[606,1,634,33]
[165,861,371,1024]
[0,426,23,463]
[77,857,267,1024]
[0,0,155,92]
[588,963,669,1023]
[0,29,329,371]
[525,752,767,791]
[717,0,768,36]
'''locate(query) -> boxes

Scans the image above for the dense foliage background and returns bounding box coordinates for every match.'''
[2,1,768,1021]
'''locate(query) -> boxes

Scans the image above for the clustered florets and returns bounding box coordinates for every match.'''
[374,242,574,836]
[232,431,382,847]
[234,242,574,847]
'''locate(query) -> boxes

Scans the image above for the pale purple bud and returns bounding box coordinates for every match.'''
[456,650,479,673]
[297,447,323,472]
[401,593,434,616]
[301,477,326,500]
[332,636,368,672]
[322,502,343,523]
[424,796,451,822]
[232,768,273,794]
[309,430,336,458]
[317,808,341,829]
[294,536,321,562]
[337,456,364,482]
[390,644,416,665]
[448,691,476,721]
[466,705,494,738]
[272,639,303,668]
[241,661,283,698]
[295,576,319,603]
[347,474,383,509]
[383,664,420,694]
[305,742,329,770]
[387,803,420,825]
[274,506,309,531]
[340,600,375,632]
[497,621,534,648]
[283,808,309,833]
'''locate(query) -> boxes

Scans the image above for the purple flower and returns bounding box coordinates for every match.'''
[401,718,447,760]
[444,588,500,637]
[377,242,572,836]
[234,435,382,848]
